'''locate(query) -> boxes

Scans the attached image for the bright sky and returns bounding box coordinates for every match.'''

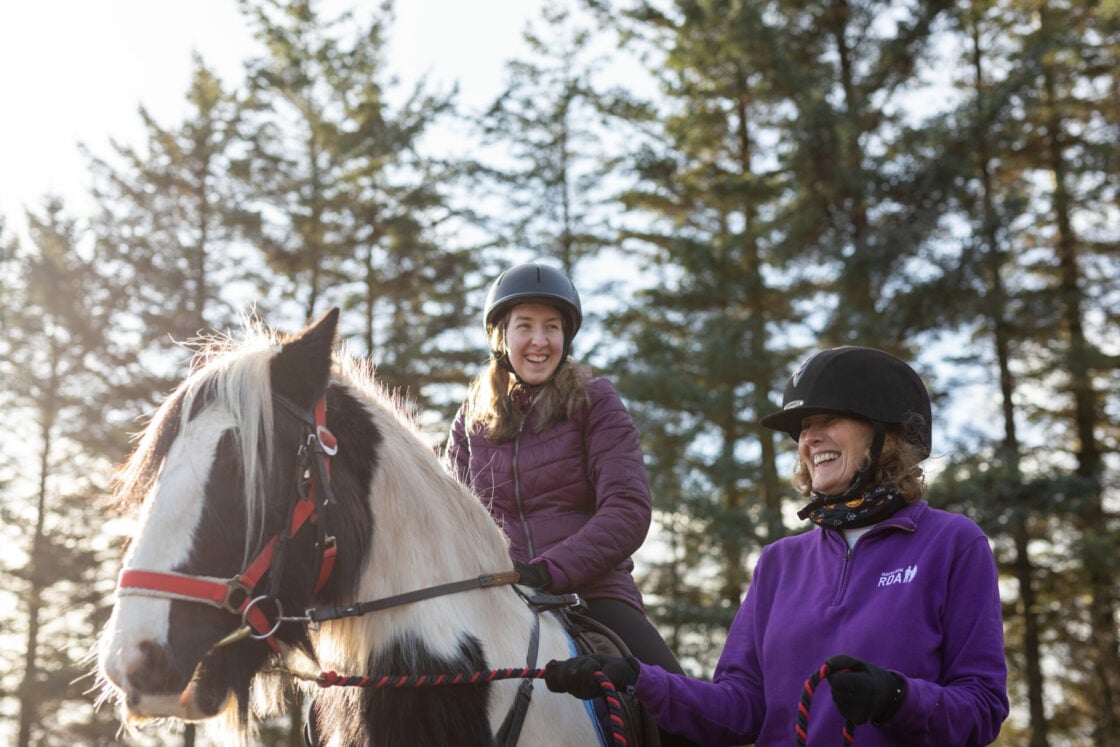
[0,0,541,241]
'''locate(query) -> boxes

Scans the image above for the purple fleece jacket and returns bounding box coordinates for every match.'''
[636,501,1009,746]
[445,377,650,611]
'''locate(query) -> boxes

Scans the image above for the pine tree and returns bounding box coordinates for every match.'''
[236,0,366,321]
[236,0,478,423]
[0,200,121,746]
[476,2,624,275]
[917,4,1072,743]
[856,0,1120,741]
[1018,2,1120,736]
[767,0,954,346]
[916,8,1056,744]
[84,56,253,416]
[590,0,815,667]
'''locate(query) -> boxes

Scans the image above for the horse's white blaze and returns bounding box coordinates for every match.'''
[128,407,232,568]
[100,408,233,695]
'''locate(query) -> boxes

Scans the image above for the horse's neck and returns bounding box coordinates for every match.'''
[309,388,598,747]
[321,427,525,665]
[365,442,510,585]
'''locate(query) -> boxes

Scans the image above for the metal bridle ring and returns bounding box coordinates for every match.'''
[313,428,338,456]
[243,595,285,640]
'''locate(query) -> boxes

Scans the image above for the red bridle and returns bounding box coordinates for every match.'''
[116,397,338,654]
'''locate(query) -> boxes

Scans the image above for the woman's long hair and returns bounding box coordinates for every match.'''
[462,313,591,442]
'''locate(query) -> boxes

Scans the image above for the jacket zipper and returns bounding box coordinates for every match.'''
[829,518,917,605]
[512,403,535,558]
[832,540,853,606]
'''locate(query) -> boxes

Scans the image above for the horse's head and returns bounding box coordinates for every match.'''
[99,309,347,727]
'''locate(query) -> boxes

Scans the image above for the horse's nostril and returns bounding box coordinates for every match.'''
[137,639,166,667]
[125,639,186,695]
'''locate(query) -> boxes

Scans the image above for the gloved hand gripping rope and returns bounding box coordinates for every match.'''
[797,654,906,746]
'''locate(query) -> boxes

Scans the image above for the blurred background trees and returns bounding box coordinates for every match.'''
[0,0,1117,744]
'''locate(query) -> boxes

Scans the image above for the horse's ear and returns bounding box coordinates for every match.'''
[271,308,340,407]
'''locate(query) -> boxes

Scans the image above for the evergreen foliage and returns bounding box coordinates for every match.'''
[235,0,480,422]
[0,202,123,745]
[477,2,620,272]
[0,0,1117,743]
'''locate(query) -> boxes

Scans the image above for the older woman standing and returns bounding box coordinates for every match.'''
[545,346,1009,746]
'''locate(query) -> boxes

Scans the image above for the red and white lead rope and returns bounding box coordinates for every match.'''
[287,666,629,746]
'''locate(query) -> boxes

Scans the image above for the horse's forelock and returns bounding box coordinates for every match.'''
[197,336,278,561]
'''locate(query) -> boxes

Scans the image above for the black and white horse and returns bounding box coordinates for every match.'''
[97,309,605,745]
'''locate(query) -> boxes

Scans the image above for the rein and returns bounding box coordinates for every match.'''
[796,662,856,747]
[305,571,521,624]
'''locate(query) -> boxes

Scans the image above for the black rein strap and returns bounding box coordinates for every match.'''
[495,587,579,747]
[307,572,522,624]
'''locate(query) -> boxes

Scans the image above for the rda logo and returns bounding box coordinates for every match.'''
[878,565,918,587]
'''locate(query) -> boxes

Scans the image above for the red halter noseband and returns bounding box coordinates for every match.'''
[116,396,338,654]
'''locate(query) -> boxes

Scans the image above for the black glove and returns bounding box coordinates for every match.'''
[825,654,907,725]
[514,560,551,589]
[544,654,640,699]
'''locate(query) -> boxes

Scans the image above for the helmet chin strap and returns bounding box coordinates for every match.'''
[797,422,886,520]
[496,351,517,376]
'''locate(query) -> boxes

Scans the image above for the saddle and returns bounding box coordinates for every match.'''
[560,609,660,747]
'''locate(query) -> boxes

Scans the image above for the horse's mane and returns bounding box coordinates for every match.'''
[115,326,279,559]
[330,351,515,583]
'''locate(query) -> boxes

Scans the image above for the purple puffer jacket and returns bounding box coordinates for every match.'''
[445,377,651,611]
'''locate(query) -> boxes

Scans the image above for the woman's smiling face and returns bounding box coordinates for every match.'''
[797,413,874,496]
[505,302,566,386]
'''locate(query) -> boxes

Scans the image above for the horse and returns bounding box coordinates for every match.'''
[96,308,610,746]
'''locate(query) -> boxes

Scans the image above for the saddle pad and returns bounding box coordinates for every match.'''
[558,610,660,747]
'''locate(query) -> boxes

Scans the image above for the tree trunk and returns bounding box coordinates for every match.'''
[17,347,59,747]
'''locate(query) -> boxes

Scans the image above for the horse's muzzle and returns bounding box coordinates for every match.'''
[102,636,228,721]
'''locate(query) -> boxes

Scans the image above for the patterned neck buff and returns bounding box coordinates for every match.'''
[509,384,541,412]
[801,484,906,529]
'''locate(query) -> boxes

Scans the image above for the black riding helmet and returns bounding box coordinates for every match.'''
[760,346,932,459]
[483,263,583,365]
